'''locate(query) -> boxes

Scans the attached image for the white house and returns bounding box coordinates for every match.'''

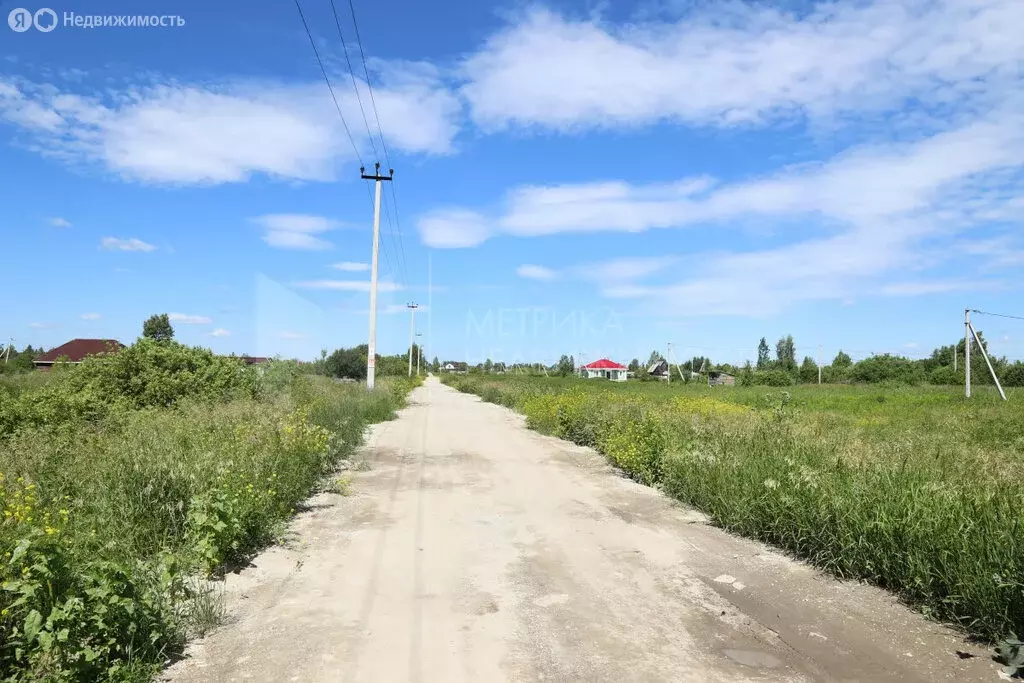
[580,358,628,382]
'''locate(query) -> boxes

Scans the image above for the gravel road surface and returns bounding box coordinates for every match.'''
[163,378,995,682]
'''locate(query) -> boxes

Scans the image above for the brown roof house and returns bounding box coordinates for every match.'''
[34,338,125,369]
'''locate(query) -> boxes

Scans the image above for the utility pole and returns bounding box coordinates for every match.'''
[407,303,419,377]
[416,332,423,376]
[361,163,393,391]
[953,345,957,372]
[965,308,971,398]
[2,338,12,364]
[666,343,671,384]
[965,309,1007,401]
[817,344,822,385]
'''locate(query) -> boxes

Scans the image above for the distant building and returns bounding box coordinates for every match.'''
[33,338,124,370]
[442,361,468,373]
[648,359,670,379]
[708,371,736,386]
[580,358,628,382]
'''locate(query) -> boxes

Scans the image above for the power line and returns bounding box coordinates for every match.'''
[327,0,378,162]
[345,0,411,288]
[346,0,390,162]
[292,0,362,167]
[293,0,398,287]
[970,309,1024,322]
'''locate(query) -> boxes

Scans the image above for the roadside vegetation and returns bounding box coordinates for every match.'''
[0,329,418,681]
[441,373,1024,645]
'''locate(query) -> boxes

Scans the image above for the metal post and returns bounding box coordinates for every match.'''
[666,343,671,385]
[965,309,971,398]
[361,164,393,391]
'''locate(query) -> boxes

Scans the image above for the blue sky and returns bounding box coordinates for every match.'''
[2,0,1023,367]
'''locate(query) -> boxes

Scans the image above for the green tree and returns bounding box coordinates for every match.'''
[325,345,368,380]
[756,337,771,369]
[556,354,575,376]
[431,356,440,372]
[832,350,853,367]
[646,350,664,366]
[628,358,641,373]
[483,358,494,374]
[799,356,818,383]
[142,313,174,342]
[775,335,796,371]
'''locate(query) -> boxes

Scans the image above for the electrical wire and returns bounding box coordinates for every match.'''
[328,0,379,162]
[346,0,411,289]
[292,0,362,168]
[971,309,1024,322]
[293,0,397,285]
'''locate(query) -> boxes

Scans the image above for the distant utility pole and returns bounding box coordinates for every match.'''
[817,344,822,385]
[2,338,13,364]
[965,309,971,398]
[666,343,671,385]
[361,163,393,391]
[416,332,423,376]
[407,303,419,377]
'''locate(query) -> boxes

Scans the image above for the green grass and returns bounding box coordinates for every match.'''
[442,374,1024,643]
[1,345,420,682]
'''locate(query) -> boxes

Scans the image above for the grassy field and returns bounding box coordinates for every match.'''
[442,374,1024,643]
[0,342,418,681]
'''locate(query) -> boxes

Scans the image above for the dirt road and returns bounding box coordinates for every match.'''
[164,378,995,682]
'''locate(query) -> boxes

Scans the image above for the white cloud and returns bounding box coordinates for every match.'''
[419,209,492,248]
[277,331,308,340]
[460,2,1024,131]
[28,322,54,329]
[417,113,1024,314]
[168,313,213,324]
[0,71,460,185]
[207,328,231,337]
[292,279,403,292]
[332,261,370,272]
[80,313,101,320]
[253,214,339,251]
[573,256,677,282]
[879,280,994,296]
[100,237,156,252]
[49,217,72,228]
[516,264,557,281]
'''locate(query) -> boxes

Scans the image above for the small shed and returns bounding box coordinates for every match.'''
[647,359,669,379]
[709,371,736,386]
[581,358,628,382]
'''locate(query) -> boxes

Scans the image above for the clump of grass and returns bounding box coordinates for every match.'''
[442,374,1024,643]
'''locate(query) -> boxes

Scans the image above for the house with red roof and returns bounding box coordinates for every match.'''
[33,338,125,370]
[580,358,628,382]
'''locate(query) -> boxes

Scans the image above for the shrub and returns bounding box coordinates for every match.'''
[750,369,794,386]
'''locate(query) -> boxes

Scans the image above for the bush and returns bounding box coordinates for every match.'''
[849,354,926,385]
[929,365,961,385]
[1002,363,1024,388]
[750,369,794,386]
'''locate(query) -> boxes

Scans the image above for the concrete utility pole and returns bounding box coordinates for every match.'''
[818,344,822,385]
[407,303,419,377]
[416,332,423,376]
[965,308,971,398]
[361,163,393,391]
[666,343,672,384]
